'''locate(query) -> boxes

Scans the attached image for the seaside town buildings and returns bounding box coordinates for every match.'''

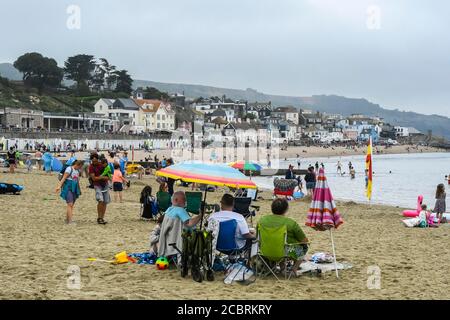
[1,92,426,146]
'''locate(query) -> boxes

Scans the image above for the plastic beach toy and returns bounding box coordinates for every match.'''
[114,251,130,264]
[155,256,169,270]
[402,195,423,217]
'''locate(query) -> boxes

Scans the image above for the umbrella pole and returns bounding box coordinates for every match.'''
[200,186,208,230]
[329,229,339,279]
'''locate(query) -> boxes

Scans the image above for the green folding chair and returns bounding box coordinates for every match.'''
[156,191,171,213]
[185,191,203,215]
[254,224,298,281]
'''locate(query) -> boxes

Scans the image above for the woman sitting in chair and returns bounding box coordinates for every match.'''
[258,198,309,273]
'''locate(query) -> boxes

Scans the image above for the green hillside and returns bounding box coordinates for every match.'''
[0,78,97,113]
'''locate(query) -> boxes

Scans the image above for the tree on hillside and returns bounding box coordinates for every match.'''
[91,58,118,92]
[114,70,133,95]
[101,58,118,91]
[13,52,63,94]
[64,54,96,94]
[143,86,169,100]
[193,96,205,103]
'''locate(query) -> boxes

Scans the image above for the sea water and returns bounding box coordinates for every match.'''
[252,152,450,209]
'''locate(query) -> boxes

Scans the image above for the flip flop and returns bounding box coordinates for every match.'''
[97,218,108,225]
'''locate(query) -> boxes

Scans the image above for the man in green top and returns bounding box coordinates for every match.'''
[258,198,309,273]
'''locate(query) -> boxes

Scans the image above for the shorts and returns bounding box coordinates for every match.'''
[306,182,315,190]
[113,182,123,192]
[286,244,308,260]
[95,185,111,204]
[8,159,16,165]
[66,190,76,204]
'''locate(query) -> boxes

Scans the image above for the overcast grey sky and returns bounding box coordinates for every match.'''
[1,0,450,116]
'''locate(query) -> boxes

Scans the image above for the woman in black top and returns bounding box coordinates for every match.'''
[304,166,316,196]
[7,147,16,174]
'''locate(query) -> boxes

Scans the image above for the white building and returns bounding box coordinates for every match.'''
[394,126,410,137]
[94,98,141,131]
[134,99,175,132]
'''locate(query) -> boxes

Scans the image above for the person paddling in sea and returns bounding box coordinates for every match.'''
[350,166,356,179]
[336,161,342,175]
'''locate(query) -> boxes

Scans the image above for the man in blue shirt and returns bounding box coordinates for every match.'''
[165,191,203,227]
[157,191,204,257]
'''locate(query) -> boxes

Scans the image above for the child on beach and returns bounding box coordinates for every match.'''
[433,184,446,223]
[402,204,435,228]
[149,214,164,255]
[417,204,429,228]
[25,156,32,173]
[112,162,128,203]
[55,160,83,224]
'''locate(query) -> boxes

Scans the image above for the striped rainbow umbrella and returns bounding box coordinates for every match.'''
[156,161,257,189]
[305,168,343,278]
[228,160,262,172]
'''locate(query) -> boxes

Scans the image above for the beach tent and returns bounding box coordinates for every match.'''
[306,168,344,278]
[51,157,63,172]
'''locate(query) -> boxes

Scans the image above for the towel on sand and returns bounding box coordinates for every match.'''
[298,261,352,274]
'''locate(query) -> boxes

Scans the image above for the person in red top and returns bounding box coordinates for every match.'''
[88,153,111,224]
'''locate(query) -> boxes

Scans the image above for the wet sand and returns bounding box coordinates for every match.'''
[52,144,445,163]
[0,169,449,300]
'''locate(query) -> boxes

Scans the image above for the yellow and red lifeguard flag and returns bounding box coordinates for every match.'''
[365,137,373,200]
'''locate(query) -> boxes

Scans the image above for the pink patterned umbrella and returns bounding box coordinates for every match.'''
[306,168,344,230]
[305,168,343,277]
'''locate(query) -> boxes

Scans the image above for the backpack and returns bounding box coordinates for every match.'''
[58,165,73,181]
[58,158,76,181]
[141,195,158,219]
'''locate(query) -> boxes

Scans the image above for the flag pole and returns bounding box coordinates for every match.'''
[329,229,339,279]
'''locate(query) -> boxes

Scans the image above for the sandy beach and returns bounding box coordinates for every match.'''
[1,167,449,300]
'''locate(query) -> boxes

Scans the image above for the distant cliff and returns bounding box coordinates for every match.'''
[134,79,450,139]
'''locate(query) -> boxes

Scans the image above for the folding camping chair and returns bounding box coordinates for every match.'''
[253,224,300,281]
[185,191,219,216]
[156,191,171,213]
[216,219,252,263]
[185,191,203,215]
[169,229,215,283]
[233,197,260,225]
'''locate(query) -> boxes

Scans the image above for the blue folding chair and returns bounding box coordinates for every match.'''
[217,220,239,254]
[216,219,252,262]
[216,219,255,283]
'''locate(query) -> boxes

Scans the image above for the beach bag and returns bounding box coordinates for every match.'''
[418,220,427,228]
[224,262,255,285]
[293,191,304,199]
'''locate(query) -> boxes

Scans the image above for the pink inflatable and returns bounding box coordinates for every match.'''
[402,195,423,217]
